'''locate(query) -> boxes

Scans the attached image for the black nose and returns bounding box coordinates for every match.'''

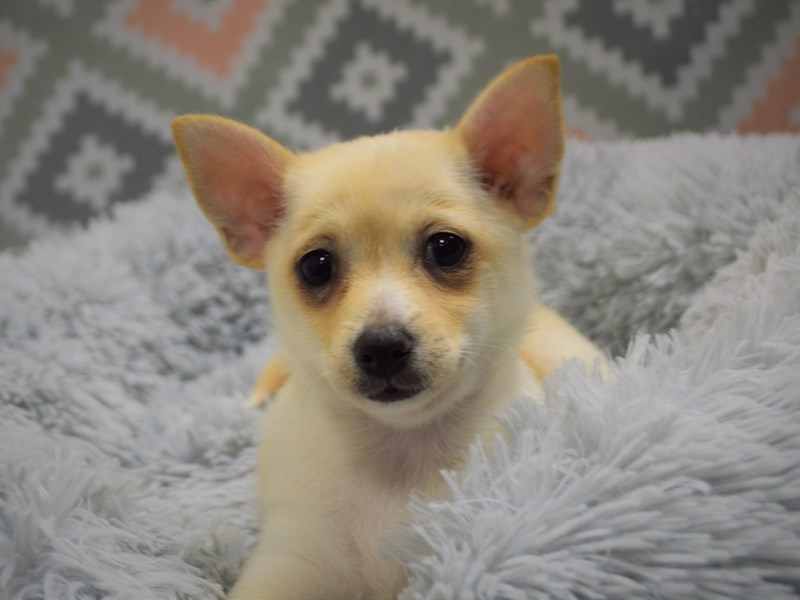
[353,325,414,379]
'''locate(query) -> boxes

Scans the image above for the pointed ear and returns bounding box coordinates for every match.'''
[458,55,564,228]
[172,115,294,270]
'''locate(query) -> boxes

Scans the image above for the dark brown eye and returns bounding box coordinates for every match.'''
[298,250,334,286]
[426,232,467,268]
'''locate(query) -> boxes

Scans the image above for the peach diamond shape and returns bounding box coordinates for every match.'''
[0,49,18,91]
[123,0,265,79]
[739,38,800,134]
[95,0,287,107]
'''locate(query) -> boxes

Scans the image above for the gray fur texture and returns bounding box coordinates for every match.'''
[1,134,799,599]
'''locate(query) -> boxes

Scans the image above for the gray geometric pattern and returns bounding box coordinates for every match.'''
[1,0,798,248]
[20,93,173,224]
[257,0,481,149]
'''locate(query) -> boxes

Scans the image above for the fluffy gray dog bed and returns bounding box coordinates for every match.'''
[1,134,799,599]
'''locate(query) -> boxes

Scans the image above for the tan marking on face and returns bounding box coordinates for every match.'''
[266,130,532,420]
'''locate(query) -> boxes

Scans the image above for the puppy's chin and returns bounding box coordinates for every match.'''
[351,386,442,428]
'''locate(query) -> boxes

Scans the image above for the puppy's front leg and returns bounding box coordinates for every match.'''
[228,550,327,600]
[228,513,357,600]
[521,304,608,380]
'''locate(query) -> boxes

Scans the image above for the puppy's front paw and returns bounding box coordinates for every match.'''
[245,357,289,408]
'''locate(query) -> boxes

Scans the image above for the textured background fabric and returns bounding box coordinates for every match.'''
[1,133,798,599]
[1,0,799,248]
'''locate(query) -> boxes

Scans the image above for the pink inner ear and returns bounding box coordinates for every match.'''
[478,91,556,184]
[175,117,291,268]
[460,58,563,226]
[214,191,285,266]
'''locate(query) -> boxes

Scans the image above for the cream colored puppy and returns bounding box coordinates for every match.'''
[173,56,604,599]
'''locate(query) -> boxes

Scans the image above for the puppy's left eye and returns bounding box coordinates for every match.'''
[426,232,467,268]
[298,249,335,286]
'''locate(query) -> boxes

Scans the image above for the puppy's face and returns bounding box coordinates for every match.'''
[172,56,564,427]
[265,132,531,425]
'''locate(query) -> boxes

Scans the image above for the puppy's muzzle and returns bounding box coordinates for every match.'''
[353,324,427,402]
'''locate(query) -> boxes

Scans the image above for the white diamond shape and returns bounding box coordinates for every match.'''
[54,133,135,211]
[329,42,408,124]
[0,61,179,236]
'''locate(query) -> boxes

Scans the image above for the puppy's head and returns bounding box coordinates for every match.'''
[173,56,563,427]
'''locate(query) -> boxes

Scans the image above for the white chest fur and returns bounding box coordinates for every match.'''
[233,358,541,599]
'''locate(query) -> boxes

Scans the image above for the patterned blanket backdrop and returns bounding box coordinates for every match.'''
[0,0,798,249]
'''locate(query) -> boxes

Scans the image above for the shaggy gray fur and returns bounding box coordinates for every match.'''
[1,134,799,599]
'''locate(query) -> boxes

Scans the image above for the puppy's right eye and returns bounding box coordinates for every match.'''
[426,232,468,269]
[298,250,335,286]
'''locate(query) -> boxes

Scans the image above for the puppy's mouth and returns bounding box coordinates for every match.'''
[356,375,427,402]
[363,381,427,403]
[356,372,428,402]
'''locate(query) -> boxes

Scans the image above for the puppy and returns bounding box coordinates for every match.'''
[173,55,604,599]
